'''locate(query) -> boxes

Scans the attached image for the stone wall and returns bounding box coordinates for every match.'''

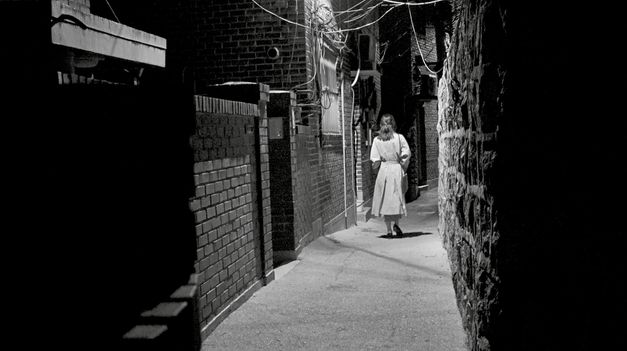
[439,1,624,350]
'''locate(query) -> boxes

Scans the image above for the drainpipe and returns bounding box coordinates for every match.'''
[350,69,360,220]
[341,77,348,227]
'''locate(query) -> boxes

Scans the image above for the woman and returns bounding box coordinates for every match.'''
[370,114,411,237]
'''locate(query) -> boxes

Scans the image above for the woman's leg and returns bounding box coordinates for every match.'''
[384,215,393,234]
[391,215,403,236]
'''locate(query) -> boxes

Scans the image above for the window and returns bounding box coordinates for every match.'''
[319,43,340,134]
[358,34,375,70]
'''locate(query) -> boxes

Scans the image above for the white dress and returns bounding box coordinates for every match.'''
[370,132,411,217]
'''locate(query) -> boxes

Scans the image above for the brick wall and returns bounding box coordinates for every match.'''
[320,135,344,221]
[423,99,438,182]
[292,110,355,244]
[319,65,356,233]
[294,1,358,236]
[185,0,356,238]
[351,33,382,213]
[92,0,307,89]
[202,83,274,276]
[411,25,438,94]
[412,19,439,189]
[355,118,376,209]
[269,84,356,258]
[288,82,356,250]
[342,69,357,219]
[189,91,272,339]
[161,0,308,90]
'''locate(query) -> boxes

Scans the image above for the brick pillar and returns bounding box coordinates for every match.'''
[257,85,274,282]
[268,91,297,262]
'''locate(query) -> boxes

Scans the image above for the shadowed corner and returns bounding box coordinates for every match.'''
[377,232,433,239]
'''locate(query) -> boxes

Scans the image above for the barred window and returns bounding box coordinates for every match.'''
[319,44,340,134]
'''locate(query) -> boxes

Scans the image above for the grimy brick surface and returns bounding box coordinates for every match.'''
[181,0,356,248]
[190,95,270,331]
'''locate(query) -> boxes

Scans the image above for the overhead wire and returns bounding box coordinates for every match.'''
[253,0,447,34]
[322,3,402,34]
[383,0,449,6]
[343,3,382,24]
[252,0,308,29]
[407,3,443,75]
[252,0,446,124]
[333,0,376,17]
[104,0,120,23]
[377,41,389,64]
[253,0,399,35]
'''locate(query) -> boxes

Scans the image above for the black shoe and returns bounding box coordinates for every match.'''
[393,224,403,237]
[386,232,394,238]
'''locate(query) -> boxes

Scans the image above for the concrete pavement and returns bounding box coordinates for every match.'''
[201,188,467,350]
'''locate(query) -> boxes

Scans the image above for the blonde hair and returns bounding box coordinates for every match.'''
[378,114,396,141]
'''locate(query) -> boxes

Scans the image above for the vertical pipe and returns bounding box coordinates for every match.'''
[341,77,347,225]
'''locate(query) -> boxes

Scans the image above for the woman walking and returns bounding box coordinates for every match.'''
[370,114,411,237]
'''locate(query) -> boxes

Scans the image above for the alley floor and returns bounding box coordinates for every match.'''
[201,187,466,351]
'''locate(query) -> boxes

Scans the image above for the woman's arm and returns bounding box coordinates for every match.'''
[370,138,382,170]
[399,134,411,171]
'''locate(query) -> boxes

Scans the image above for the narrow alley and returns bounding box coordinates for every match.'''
[201,187,466,351]
[5,1,624,350]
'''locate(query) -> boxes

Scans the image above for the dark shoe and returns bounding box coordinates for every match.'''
[386,232,394,238]
[393,224,403,237]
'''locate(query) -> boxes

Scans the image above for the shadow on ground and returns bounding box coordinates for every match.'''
[377,231,432,239]
[321,235,449,277]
